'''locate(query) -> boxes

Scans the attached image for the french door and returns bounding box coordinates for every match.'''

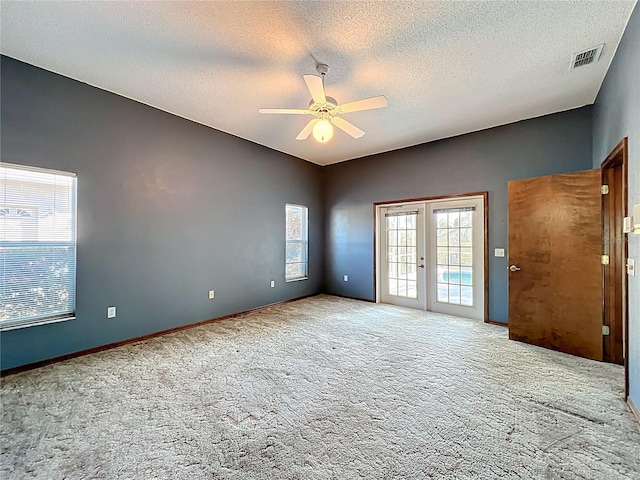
[427,197,484,320]
[378,196,485,321]
[379,206,427,309]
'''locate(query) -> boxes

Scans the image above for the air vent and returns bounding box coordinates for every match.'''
[570,44,604,69]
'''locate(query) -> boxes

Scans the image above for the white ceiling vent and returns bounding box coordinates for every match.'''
[570,44,604,69]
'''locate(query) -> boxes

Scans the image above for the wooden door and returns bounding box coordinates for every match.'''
[508,169,602,360]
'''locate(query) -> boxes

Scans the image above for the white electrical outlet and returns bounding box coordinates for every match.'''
[495,248,505,257]
[270,280,275,288]
[208,290,215,299]
[107,306,116,319]
[343,275,349,282]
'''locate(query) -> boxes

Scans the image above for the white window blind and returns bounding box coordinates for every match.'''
[0,163,77,330]
[285,204,308,282]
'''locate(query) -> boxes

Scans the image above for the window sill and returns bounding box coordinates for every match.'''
[0,315,76,332]
[286,277,308,283]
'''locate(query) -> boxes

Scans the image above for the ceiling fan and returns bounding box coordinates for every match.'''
[258,64,388,143]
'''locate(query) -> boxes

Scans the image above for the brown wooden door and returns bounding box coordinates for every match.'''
[508,169,603,361]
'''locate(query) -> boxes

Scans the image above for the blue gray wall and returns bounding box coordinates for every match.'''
[0,56,323,370]
[322,107,594,322]
[593,4,639,405]
[0,48,621,372]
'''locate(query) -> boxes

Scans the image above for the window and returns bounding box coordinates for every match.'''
[285,204,308,282]
[0,163,77,330]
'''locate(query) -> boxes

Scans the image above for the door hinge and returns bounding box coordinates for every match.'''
[601,255,610,265]
[601,185,609,194]
[602,325,610,336]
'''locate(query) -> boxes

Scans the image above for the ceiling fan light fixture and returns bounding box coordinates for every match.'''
[312,118,333,143]
[259,63,387,143]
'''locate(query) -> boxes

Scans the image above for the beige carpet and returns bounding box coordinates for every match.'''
[1,295,639,479]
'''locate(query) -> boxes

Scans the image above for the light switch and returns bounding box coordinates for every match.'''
[627,258,636,277]
[494,248,505,257]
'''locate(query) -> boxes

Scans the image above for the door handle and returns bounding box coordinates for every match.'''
[509,265,521,272]
[418,264,425,268]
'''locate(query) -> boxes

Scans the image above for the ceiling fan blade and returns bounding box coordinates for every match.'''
[338,95,388,114]
[303,74,326,104]
[332,116,365,139]
[258,108,311,114]
[296,119,318,140]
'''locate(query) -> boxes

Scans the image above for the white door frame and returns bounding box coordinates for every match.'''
[375,193,487,321]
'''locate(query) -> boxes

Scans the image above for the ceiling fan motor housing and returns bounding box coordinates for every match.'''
[309,96,338,111]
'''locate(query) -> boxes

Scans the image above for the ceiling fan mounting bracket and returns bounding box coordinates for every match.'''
[316,63,330,76]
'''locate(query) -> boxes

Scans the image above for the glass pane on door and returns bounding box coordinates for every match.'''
[386,211,418,299]
[435,209,474,306]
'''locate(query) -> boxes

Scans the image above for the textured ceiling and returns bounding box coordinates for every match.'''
[0,1,636,165]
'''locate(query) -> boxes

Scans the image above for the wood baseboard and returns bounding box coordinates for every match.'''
[328,294,376,303]
[629,397,640,427]
[1,294,315,378]
[485,319,508,327]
